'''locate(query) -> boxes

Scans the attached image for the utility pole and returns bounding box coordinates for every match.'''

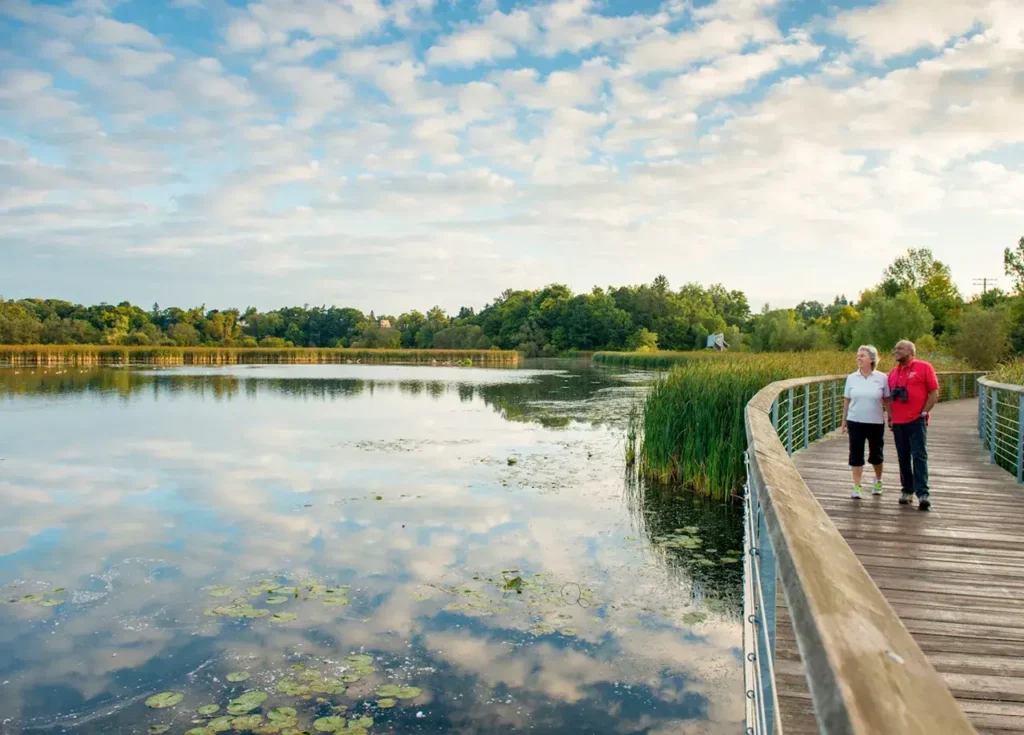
[972,277,999,295]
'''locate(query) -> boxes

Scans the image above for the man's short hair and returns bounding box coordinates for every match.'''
[896,340,917,355]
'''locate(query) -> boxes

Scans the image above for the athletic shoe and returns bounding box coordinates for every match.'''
[850,485,863,499]
[872,480,883,495]
[918,494,931,512]
[899,493,913,505]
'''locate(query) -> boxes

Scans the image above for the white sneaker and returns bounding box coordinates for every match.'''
[872,480,883,495]
[851,485,863,499]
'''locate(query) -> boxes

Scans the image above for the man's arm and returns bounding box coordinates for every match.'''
[923,364,940,415]
[842,397,851,432]
[924,389,939,414]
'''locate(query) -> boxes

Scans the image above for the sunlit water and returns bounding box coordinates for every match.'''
[0,362,744,735]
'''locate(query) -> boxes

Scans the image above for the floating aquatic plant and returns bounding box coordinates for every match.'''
[145,692,184,709]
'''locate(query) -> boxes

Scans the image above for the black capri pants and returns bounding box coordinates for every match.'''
[848,420,884,467]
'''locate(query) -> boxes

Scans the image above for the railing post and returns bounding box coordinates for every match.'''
[831,381,837,431]
[786,387,793,455]
[947,374,953,402]
[804,384,810,449]
[961,373,966,400]
[979,384,985,439]
[817,383,824,439]
[771,398,778,430]
[990,388,998,464]
[1018,393,1024,484]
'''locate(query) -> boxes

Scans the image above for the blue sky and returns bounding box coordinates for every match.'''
[1,0,1021,313]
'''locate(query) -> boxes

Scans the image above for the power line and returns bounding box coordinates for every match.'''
[972,277,1000,295]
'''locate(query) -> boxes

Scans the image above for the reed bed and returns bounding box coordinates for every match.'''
[992,358,1024,386]
[627,351,973,500]
[0,346,520,368]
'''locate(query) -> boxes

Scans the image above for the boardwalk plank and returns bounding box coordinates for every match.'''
[775,399,1024,734]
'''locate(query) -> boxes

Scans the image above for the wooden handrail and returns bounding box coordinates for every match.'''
[745,376,978,734]
[978,376,1024,393]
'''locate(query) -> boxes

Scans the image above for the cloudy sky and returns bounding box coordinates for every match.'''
[1,0,1021,314]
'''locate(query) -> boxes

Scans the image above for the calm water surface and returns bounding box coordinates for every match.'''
[0,362,744,735]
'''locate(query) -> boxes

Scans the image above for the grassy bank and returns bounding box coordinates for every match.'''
[0,346,520,367]
[627,351,973,501]
[595,349,969,372]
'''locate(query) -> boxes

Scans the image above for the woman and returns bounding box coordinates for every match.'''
[841,345,890,499]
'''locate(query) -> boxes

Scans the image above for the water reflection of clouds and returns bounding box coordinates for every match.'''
[0,367,743,733]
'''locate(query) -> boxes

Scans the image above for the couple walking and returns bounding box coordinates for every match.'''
[840,340,940,511]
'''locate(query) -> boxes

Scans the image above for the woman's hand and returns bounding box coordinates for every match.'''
[841,421,848,434]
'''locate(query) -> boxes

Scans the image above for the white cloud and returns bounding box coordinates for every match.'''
[832,0,991,59]
[427,10,534,66]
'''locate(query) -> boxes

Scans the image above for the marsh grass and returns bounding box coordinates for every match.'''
[0,345,520,367]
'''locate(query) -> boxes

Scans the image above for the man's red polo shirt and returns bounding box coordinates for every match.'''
[888,358,939,425]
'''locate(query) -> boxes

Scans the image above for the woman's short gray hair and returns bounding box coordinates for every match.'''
[857,344,879,368]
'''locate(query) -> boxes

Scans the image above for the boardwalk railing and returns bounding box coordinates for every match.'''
[978,377,1024,483]
[742,371,983,735]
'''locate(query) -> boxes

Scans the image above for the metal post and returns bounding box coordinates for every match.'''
[990,389,998,464]
[978,384,985,439]
[831,381,838,431]
[1018,393,1024,484]
[804,384,810,449]
[947,375,953,402]
[961,374,966,401]
[786,387,793,455]
[771,398,778,431]
[818,383,824,439]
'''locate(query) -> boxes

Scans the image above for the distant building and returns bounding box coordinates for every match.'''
[706,333,729,351]
[379,319,392,329]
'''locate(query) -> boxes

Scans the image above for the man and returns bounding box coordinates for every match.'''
[887,340,940,511]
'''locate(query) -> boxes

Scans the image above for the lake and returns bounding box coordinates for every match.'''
[0,362,744,735]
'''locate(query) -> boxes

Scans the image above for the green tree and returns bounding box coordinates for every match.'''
[626,328,658,352]
[949,306,1012,369]
[879,248,962,334]
[1005,235,1024,294]
[851,290,934,350]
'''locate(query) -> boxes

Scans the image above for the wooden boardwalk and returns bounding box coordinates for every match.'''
[775,399,1024,735]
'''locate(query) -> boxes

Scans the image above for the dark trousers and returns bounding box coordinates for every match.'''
[892,418,928,497]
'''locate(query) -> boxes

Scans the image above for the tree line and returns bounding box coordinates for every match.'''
[2,239,1022,368]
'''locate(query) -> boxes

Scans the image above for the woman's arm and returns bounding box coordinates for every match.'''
[842,397,851,432]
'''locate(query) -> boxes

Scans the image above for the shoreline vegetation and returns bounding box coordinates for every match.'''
[623,351,978,502]
[0,346,520,367]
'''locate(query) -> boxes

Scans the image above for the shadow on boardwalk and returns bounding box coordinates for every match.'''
[774,399,1024,735]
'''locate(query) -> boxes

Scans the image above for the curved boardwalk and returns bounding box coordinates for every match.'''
[775,399,1024,735]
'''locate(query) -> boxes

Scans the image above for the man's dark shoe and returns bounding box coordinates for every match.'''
[918,494,931,511]
[899,493,913,505]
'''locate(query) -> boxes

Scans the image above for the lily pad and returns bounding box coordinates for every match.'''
[226,672,251,683]
[682,611,708,624]
[149,726,171,734]
[230,714,264,730]
[146,692,184,709]
[349,717,373,729]
[396,686,422,700]
[375,698,396,709]
[226,690,268,715]
[720,557,741,565]
[198,704,221,715]
[270,612,299,623]
[268,707,297,721]
[265,596,289,605]
[341,673,361,683]
[21,593,45,603]
[559,628,578,636]
[374,685,400,698]
[313,716,346,732]
[205,585,236,597]
[276,679,311,697]
[321,597,349,607]
[209,604,270,619]
[208,716,235,732]
[309,678,345,695]
[39,599,61,607]
[345,654,373,666]
[186,729,213,735]
[275,586,299,596]
[248,583,279,596]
